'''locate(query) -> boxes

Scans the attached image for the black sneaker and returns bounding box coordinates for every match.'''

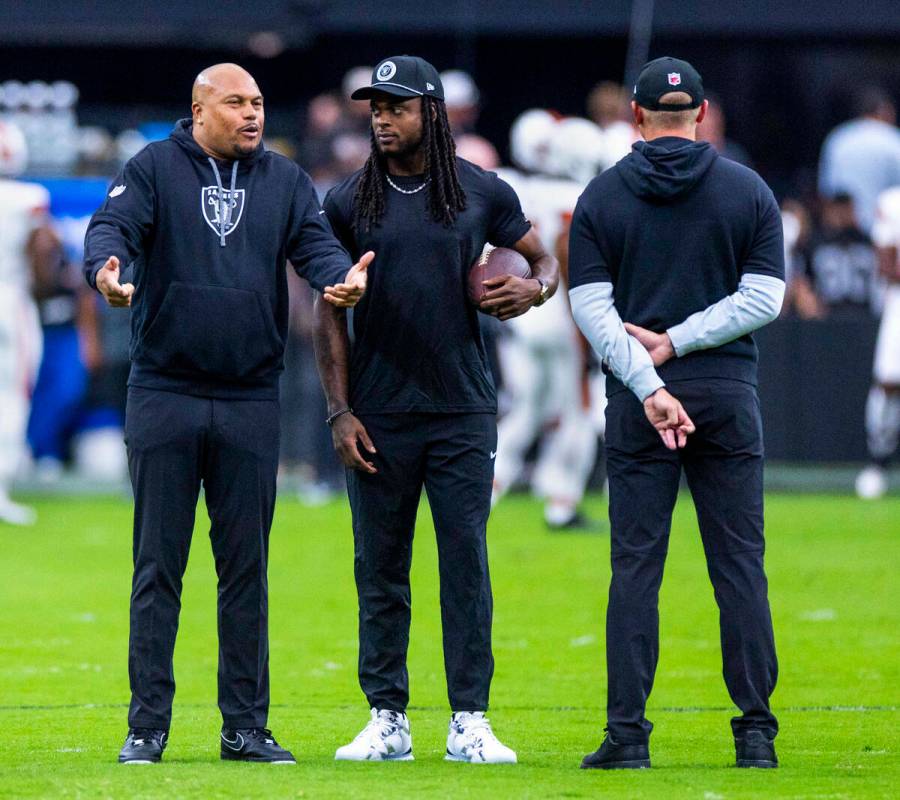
[118,728,167,764]
[735,730,778,768]
[220,728,296,763]
[581,735,650,769]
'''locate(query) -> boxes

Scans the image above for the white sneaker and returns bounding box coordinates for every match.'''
[0,498,36,526]
[856,465,887,500]
[335,708,413,761]
[445,712,517,764]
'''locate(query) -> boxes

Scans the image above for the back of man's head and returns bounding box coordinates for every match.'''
[856,86,896,125]
[631,57,707,140]
[640,92,704,134]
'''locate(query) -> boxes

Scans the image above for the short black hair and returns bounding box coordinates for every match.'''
[856,87,894,118]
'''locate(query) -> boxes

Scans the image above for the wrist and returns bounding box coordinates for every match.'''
[326,399,350,416]
[665,323,692,358]
[663,332,676,358]
[326,406,353,427]
[532,277,550,306]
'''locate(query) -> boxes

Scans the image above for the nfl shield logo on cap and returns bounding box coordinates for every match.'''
[667,72,682,86]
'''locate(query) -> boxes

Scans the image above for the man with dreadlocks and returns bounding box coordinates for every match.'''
[315,56,557,764]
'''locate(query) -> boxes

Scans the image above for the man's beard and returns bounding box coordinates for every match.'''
[377,136,422,161]
[231,137,260,159]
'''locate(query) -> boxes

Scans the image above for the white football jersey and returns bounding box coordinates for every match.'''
[871,186,900,250]
[496,168,583,340]
[0,178,50,290]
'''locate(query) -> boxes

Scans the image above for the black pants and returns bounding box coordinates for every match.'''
[124,387,279,730]
[604,379,778,743]
[346,412,497,712]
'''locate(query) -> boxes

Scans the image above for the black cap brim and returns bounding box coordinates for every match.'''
[351,83,422,101]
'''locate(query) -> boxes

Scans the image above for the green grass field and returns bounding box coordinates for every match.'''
[1,491,897,798]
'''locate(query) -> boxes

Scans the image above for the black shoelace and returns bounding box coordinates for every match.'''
[237,728,278,745]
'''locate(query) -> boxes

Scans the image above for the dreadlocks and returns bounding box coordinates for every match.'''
[353,96,467,232]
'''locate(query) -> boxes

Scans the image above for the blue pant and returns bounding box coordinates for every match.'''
[27,325,87,461]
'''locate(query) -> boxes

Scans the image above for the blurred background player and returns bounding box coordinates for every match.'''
[797,192,878,319]
[819,87,900,234]
[856,184,900,498]
[25,218,89,482]
[586,81,638,165]
[441,69,481,135]
[0,120,54,524]
[697,92,754,167]
[489,109,606,530]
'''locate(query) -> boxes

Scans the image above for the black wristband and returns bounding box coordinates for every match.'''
[326,407,353,427]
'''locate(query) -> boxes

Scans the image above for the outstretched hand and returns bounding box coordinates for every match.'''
[324,251,374,308]
[643,388,695,450]
[624,323,675,367]
[95,256,134,308]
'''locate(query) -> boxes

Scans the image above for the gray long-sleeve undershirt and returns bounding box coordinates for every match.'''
[569,273,786,402]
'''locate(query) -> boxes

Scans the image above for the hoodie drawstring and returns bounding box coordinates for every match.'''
[207,158,239,247]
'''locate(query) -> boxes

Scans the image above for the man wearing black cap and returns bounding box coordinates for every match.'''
[314,55,558,764]
[568,57,784,769]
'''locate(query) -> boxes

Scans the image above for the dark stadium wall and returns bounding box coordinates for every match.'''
[756,317,879,462]
[5,0,900,42]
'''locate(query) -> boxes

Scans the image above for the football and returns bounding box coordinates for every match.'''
[467,245,532,308]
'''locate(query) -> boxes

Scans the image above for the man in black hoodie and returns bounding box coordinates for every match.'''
[568,58,785,770]
[84,63,372,765]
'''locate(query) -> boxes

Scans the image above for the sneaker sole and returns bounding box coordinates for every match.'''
[120,759,158,765]
[220,753,296,763]
[445,753,517,764]
[581,759,651,769]
[335,752,414,762]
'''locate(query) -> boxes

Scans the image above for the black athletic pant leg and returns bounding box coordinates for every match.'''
[423,413,497,712]
[604,391,681,743]
[347,414,427,712]
[203,398,280,730]
[680,381,779,740]
[125,387,207,730]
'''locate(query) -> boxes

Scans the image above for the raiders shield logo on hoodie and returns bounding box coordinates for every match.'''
[202,186,245,237]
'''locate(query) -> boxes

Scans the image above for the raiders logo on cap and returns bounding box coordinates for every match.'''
[377,61,397,81]
[351,55,446,101]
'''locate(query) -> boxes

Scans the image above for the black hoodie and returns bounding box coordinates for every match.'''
[569,136,784,394]
[84,119,352,399]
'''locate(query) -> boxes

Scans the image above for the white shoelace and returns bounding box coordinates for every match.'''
[355,710,401,745]
[455,713,499,747]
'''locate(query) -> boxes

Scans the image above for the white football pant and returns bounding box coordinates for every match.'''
[493,335,597,515]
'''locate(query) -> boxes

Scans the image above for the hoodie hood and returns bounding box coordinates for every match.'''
[618,136,718,201]
[169,118,266,167]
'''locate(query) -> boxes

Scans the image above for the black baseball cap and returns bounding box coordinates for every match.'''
[633,57,704,111]
[351,56,445,101]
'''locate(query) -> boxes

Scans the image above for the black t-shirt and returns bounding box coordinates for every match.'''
[324,157,530,414]
[802,226,877,311]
